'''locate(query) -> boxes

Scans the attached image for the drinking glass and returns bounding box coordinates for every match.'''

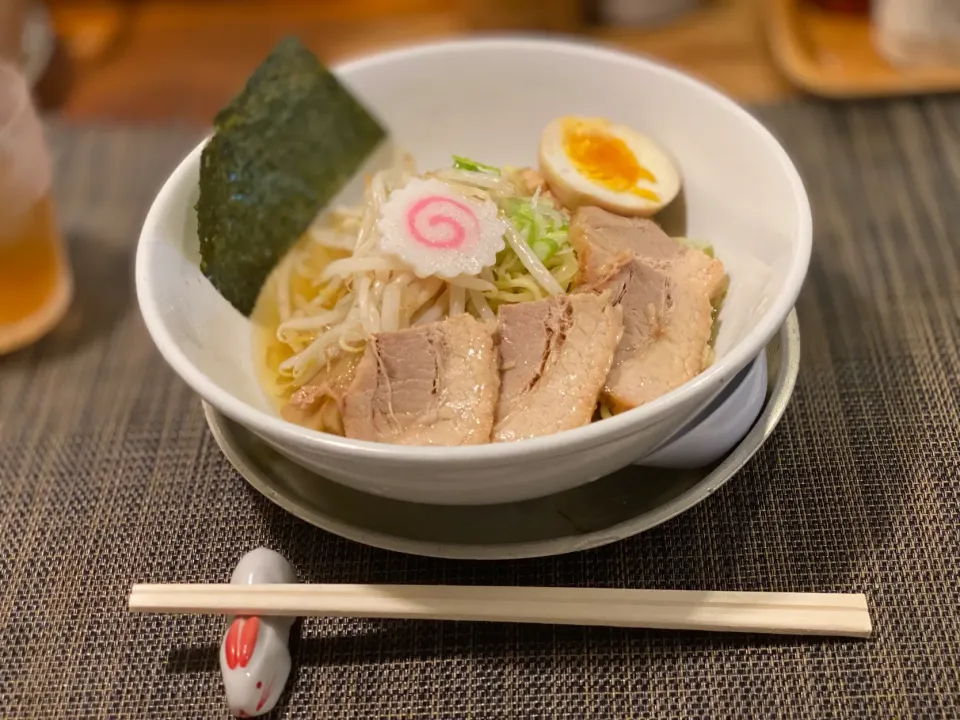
[0,61,72,354]
[0,0,26,64]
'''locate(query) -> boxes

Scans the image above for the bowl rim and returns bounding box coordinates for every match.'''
[135,35,812,465]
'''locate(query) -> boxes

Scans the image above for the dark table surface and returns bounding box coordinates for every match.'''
[1,100,959,717]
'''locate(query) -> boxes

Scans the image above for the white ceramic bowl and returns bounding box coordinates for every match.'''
[136,37,811,506]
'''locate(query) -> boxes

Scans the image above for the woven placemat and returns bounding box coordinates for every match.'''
[1,101,959,718]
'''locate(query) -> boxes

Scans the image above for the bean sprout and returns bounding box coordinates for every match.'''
[264,153,576,395]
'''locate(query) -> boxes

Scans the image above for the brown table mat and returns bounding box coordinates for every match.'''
[2,101,959,718]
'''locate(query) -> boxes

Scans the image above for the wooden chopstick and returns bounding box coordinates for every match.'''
[129,584,872,638]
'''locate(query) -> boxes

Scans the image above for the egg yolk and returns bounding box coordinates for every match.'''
[561,121,660,202]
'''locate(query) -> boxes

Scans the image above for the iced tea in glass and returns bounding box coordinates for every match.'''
[0,62,72,354]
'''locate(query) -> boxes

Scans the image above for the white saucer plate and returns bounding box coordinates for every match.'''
[203,311,800,560]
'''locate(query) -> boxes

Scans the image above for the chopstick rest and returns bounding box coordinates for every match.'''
[217,548,298,718]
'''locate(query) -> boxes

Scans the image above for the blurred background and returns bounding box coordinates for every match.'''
[6,0,960,123]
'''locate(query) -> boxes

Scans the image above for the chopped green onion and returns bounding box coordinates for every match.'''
[532,240,558,262]
[480,179,577,308]
[500,196,569,268]
[452,155,500,176]
[676,237,715,258]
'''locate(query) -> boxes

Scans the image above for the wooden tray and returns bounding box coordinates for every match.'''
[766,0,960,98]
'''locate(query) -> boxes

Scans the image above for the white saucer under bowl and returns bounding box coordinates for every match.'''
[203,312,800,560]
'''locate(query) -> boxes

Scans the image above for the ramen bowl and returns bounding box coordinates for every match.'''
[136,37,811,506]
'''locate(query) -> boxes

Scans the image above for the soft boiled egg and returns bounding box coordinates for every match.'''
[538,116,681,217]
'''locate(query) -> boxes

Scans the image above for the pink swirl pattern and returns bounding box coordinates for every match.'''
[376,178,506,278]
[405,195,480,250]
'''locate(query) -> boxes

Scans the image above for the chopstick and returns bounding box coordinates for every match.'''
[129,585,872,638]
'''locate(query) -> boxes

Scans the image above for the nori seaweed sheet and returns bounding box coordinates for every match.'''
[196,36,386,315]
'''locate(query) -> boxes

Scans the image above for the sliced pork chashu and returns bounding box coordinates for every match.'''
[282,352,361,434]
[589,257,715,409]
[494,293,623,442]
[571,206,727,298]
[342,314,499,446]
[571,206,682,284]
[572,206,728,411]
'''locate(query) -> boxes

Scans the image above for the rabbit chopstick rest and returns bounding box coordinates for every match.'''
[219,548,298,717]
